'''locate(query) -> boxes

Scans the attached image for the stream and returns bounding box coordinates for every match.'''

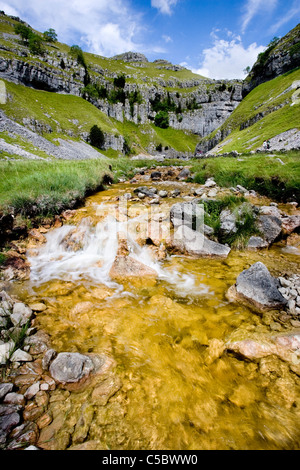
[11,178,300,450]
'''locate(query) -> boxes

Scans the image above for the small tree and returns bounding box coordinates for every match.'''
[43,28,58,43]
[89,125,105,150]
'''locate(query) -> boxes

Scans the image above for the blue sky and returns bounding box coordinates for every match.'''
[1,0,299,79]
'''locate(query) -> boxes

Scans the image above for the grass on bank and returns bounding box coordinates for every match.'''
[191,151,300,202]
[0,159,113,217]
[1,151,299,222]
[0,157,187,218]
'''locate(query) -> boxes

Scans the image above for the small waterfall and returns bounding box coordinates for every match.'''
[28,209,210,297]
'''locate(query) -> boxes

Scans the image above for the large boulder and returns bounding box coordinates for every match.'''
[228,262,287,312]
[167,225,231,258]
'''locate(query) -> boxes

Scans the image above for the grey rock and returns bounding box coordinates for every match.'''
[24,382,40,400]
[10,349,33,362]
[0,341,15,365]
[257,215,282,243]
[3,393,25,406]
[220,209,237,236]
[204,178,217,188]
[158,190,168,198]
[42,348,57,371]
[49,352,95,384]
[170,189,181,197]
[170,225,231,258]
[235,262,287,311]
[151,171,161,180]
[11,303,32,327]
[134,186,157,198]
[247,236,269,251]
[0,412,20,434]
[0,383,13,401]
[178,168,191,179]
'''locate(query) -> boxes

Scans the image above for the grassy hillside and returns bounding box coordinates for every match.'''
[0,79,199,157]
[200,67,300,154]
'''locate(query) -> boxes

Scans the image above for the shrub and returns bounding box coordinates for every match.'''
[154,111,169,129]
[89,125,105,150]
[43,28,57,43]
[108,88,126,105]
[28,34,45,55]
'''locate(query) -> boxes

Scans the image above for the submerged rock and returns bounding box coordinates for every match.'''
[228,262,287,312]
[226,330,300,365]
[246,236,269,251]
[49,353,95,385]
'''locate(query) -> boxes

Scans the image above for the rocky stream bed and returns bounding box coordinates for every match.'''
[1,165,300,450]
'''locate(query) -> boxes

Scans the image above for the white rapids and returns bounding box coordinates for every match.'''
[28,203,210,298]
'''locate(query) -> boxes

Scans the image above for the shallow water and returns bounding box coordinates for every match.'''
[16,182,300,450]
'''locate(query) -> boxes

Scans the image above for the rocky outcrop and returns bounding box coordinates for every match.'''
[242,24,300,97]
[0,56,84,95]
[0,109,108,160]
[111,51,148,63]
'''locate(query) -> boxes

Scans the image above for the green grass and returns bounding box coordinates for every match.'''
[191,151,300,202]
[0,159,113,217]
[202,195,259,248]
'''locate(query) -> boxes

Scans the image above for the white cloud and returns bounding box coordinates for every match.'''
[241,0,278,33]
[2,0,143,57]
[0,1,20,16]
[151,0,178,15]
[184,32,265,80]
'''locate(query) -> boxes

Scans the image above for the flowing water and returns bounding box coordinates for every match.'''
[14,181,300,450]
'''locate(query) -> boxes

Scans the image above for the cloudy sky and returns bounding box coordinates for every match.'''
[1,0,299,79]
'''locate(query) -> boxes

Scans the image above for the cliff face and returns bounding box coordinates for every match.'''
[242,23,300,97]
